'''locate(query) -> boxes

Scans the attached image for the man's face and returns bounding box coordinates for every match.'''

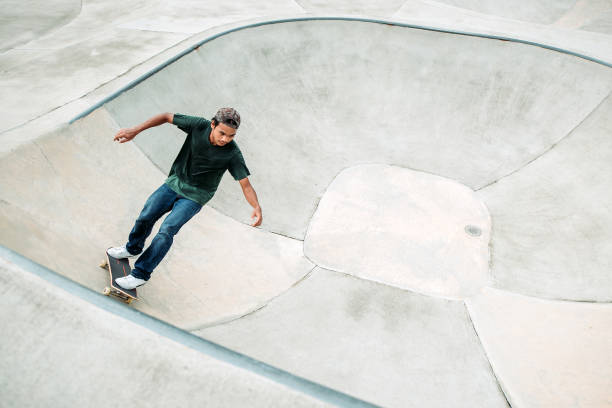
[210,122,236,146]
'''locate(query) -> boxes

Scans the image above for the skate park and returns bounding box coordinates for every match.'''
[1,1,612,407]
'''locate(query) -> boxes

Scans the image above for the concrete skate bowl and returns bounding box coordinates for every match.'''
[2,19,612,407]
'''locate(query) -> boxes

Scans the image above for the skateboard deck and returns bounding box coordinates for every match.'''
[99,249,138,304]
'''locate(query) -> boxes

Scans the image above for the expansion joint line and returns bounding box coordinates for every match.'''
[185,266,317,332]
[464,301,513,407]
[477,91,611,191]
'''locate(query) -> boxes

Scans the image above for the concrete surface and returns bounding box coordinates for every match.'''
[198,268,508,408]
[478,94,612,301]
[0,0,80,52]
[430,0,612,32]
[431,0,577,25]
[466,287,612,407]
[0,247,370,408]
[304,164,491,299]
[1,1,612,407]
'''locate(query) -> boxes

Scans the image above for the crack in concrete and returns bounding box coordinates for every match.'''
[476,91,611,192]
[186,265,317,331]
[464,301,513,408]
[33,141,58,176]
[0,102,74,137]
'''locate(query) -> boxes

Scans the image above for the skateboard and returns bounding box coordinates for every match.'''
[99,249,139,304]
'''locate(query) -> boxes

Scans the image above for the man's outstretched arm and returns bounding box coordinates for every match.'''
[239,177,262,227]
[113,112,174,143]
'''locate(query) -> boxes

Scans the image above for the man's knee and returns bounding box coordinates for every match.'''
[159,223,180,237]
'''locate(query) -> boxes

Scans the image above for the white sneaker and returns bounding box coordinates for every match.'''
[115,274,146,290]
[107,245,137,259]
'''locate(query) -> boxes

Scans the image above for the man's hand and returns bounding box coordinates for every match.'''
[251,206,263,227]
[239,178,262,227]
[114,128,138,143]
[113,113,173,143]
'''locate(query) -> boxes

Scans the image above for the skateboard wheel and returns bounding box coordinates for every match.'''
[103,287,111,296]
[99,260,108,269]
[126,298,133,305]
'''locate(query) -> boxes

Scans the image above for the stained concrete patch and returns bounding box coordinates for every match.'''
[198,268,508,408]
[466,287,612,408]
[304,164,491,299]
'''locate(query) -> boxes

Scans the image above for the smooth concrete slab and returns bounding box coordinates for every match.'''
[580,10,612,34]
[427,0,612,34]
[553,0,612,33]
[106,20,611,241]
[0,0,80,52]
[116,0,303,34]
[198,268,508,408]
[304,164,491,299]
[0,253,333,408]
[478,94,612,301]
[466,287,612,408]
[294,0,407,16]
[429,0,576,25]
[0,108,313,329]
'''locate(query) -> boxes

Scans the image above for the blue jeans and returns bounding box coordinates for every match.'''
[126,183,202,281]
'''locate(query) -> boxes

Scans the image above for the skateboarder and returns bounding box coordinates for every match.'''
[108,108,262,290]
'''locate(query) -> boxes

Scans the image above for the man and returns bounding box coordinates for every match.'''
[108,107,262,290]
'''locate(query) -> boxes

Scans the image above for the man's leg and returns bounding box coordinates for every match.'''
[131,197,202,281]
[126,184,178,255]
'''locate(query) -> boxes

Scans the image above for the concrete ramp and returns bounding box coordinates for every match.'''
[1,18,611,407]
[0,246,370,407]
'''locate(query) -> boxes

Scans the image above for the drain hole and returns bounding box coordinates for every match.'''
[465,225,482,237]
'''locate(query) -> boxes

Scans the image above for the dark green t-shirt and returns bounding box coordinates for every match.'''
[164,113,250,205]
